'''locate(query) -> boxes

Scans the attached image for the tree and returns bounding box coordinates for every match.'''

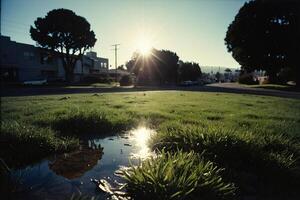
[225,0,300,85]
[119,74,133,86]
[224,68,232,73]
[215,72,221,82]
[126,48,179,85]
[30,9,96,82]
[224,68,232,80]
[178,61,202,82]
[117,65,125,70]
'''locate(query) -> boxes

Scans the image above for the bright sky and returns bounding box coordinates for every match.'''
[1,0,247,69]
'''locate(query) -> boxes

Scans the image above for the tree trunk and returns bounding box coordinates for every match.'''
[62,57,76,83]
[65,69,74,83]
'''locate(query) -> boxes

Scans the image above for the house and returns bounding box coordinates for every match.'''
[0,35,109,82]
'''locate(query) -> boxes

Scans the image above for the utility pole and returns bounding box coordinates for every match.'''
[111,44,120,82]
[218,66,221,83]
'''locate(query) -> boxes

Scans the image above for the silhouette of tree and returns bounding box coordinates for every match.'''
[215,72,221,82]
[30,9,96,82]
[225,0,300,85]
[224,68,232,80]
[156,49,180,83]
[178,61,202,82]
[224,68,232,73]
[126,49,179,85]
[126,51,140,74]
[117,65,125,70]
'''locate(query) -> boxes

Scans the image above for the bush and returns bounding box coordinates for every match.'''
[278,68,294,84]
[119,150,236,200]
[119,74,133,86]
[82,75,112,84]
[238,73,259,85]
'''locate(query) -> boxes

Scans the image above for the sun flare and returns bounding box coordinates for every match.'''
[136,36,152,56]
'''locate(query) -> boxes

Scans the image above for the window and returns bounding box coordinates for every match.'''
[1,68,18,81]
[24,52,35,60]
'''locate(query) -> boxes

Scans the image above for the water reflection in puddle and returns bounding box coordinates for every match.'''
[5,127,155,200]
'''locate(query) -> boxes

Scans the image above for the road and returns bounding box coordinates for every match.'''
[1,83,300,99]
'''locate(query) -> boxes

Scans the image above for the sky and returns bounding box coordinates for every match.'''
[1,0,247,70]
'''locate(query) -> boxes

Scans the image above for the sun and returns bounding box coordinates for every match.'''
[137,36,152,56]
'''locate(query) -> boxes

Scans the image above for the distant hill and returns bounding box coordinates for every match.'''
[200,66,240,74]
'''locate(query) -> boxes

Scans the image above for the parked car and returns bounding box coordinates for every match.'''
[23,78,47,85]
[180,80,194,86]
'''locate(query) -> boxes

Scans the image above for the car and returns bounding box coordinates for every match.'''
[23,78,47,85]
[180,80,193,86]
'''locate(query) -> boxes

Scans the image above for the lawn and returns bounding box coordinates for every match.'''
[240,83,299,92]
[1,91,300,199]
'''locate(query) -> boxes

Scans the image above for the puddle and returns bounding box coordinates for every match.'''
[4,127,156,200]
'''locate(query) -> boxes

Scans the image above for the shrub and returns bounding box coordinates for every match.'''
[119,74,133,86]
[82,75,112,84]
[119,150,236,200]
[238,73,259,85]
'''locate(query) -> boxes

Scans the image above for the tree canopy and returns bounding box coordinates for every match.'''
[178,61,202,82]
[30,8,96,82]
[224,68,232,73]
[225,0,300,84]
[126,49,179,85]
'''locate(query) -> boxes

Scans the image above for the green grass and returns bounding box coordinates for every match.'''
[118,150,236,200]
[150,124,300,197]
[0,121,78,167]
[240,83,299,92]
[1,91,300,198]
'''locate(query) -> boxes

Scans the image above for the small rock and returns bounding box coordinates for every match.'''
[124,143,132,146]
